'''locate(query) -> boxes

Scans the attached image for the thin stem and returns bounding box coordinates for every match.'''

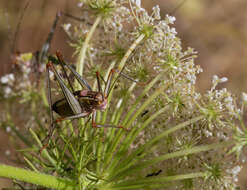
[103,73,164,170]
[108,115,204,179]
[111,106,169,172]
[76,16,102,89]
[150,141,234,164]
[29,128,57,167]
[112,141,234,180]
[41,82,48,107]
[106,86,166,173]
[147,115,205,148]
[106,34,145,104]
[0,164,76,190]
[111,171,207,188]
[118,34,145,72]
[23,157,38,172]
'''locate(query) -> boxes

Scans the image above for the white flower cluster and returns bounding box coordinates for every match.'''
[227,165,242,182]
[0,73,15,98]
[0,53,46,99]
[0,73,15,84]
[241,92,247,103]
[211,75,228,91]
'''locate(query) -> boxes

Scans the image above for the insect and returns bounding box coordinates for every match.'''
[41,51,130,151]
[47,51,126,128]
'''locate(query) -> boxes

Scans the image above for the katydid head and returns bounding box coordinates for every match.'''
[95,71,108,110]
[95,92,108,110]
[79,90,108,110]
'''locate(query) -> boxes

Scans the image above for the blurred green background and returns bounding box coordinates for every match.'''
[0,0,247,188]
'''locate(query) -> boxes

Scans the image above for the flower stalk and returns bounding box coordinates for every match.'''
[76,16,102,89]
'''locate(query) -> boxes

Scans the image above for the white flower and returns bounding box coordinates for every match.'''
[231,166,242,175]
[213,76,228,83]
[204,130,213,137]
[4,86,12,97]
[5,150,10,156]
[212,75,219,84]
[242,92,247,102]
[220,77,228,83]
[0,73,15,84]
[63,23,71,32]
[212,75,228,88]
[131,0,141,7]
[224,96,233,103]
[166,14,176,24]
[227,165,242,182]
[0,76,8,84]
[170,27,177,35]
[77,2,83,7]
[152,5,160,20]
[6,126,11,133]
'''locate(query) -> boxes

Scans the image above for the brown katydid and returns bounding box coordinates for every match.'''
[41,51,139,152]
[47,51,125,128]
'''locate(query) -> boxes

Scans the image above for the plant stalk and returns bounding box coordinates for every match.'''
[76,15,102,89]
[0,164,76,189]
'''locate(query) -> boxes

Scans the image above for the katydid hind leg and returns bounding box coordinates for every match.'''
[115,69,150,86]
[40,65,56,153]
[104,69,115,98]
[96,71,103,94]
[56,53,75,93]
[39,13,60,64]
[47,61,82,115]
[56,51,92,91]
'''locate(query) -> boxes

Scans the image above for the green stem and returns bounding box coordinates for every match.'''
[111,106,169,173]
[117,34,145,72]
[29,128,57,167]
[76,16,102,89]
[0,164,76,189]
[106,86,166,174]
[41,81,48,107]
[23,157,38,172]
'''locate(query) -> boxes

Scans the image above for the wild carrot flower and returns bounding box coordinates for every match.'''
[0,1,246,189]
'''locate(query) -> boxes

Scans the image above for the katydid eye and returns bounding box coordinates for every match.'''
[96,93,103,101]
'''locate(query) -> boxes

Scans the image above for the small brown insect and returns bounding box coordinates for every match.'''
[41,51,129,152]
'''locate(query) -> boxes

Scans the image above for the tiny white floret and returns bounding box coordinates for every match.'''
[166,14,176,24]
[241,92,247,102]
